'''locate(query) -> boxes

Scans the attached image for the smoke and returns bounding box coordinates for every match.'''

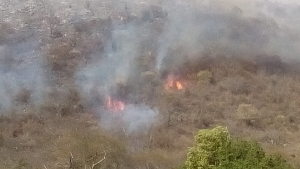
[100,104,158,134]
[75,22,142,94]
[74,7,161,133]
[156,0,300,70]
[72,0,300,132]
[1,0,300,129]
[0,26,47,112]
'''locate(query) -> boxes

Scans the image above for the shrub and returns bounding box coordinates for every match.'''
[197,70,212,85]
[0,132,3,147]
[183,126,294,169]
[52,127,131,169]
[236,104,260,126]
[14,159,32,169]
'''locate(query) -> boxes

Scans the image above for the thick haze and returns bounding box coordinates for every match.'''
[1,0,300,130]
[155,0,300,70]
[0,31,47,111]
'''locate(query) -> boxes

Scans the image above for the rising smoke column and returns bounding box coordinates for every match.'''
[74,13,160,133]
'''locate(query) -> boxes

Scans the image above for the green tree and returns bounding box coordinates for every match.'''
[183,126,293,169]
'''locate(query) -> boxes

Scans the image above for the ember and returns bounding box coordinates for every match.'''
[106,96,125,112]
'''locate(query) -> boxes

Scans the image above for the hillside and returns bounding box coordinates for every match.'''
[1,0,300,168]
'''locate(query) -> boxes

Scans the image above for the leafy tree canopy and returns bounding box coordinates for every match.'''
[183,126,294,169]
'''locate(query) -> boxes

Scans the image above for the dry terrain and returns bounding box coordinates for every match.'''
[1,0,300,168]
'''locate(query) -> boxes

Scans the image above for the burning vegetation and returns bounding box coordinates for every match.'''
[164,74,184,90]
[105,96,125,112]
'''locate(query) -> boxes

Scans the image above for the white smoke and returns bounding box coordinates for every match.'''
[100,104,158,134]
[155,0,300,70]
[1,0,300,119]
[74,19,144,98]
[0,35,47,112]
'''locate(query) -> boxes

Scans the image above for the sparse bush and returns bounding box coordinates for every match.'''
[0,132,4,147]
[52,127,132,169]
[14,89,31,104]
[236,104,262,128]
[236,104,259,121]
[209,57,255,82]
[183,126,294,169]
[14,159,32,169]
[41,86,84,116]
[218,77,250,95]
[255,55,285,74]
[0,22,15,44]
[197,70,212,85]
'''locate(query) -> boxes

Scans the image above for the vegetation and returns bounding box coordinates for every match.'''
[1,0,300,168]
[183,126,293,169]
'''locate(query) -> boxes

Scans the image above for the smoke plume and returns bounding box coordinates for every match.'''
[1,0,300,131]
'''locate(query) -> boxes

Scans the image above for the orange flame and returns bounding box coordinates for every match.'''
[165,75,184,90]
[176,81,183,90]
[106,96,125,112]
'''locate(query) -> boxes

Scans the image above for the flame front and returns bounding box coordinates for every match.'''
[176,81,183,89]
[165,75,184,90]
[106,96,125,112]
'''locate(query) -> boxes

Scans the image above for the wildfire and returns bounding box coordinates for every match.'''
[106,96,125,112]
[164,75,184,90]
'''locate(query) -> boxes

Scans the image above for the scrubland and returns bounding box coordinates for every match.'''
[1,0,300,168]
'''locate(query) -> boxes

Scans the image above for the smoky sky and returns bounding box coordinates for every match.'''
[155,0,300,68]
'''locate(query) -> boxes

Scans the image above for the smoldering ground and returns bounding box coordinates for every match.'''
[1,0,300,131]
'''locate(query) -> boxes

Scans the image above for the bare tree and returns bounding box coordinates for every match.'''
[84,150,107,169]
